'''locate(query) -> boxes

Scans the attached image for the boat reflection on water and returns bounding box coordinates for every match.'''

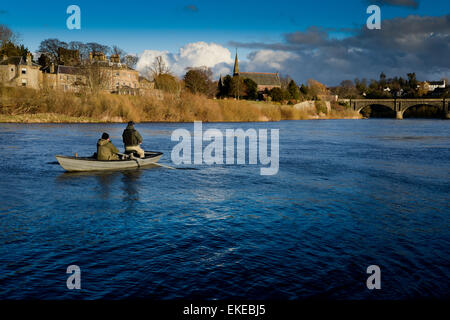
[56,168,150,201]
[120,170,142,202]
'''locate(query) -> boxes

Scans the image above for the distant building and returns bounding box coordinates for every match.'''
[42,64,85,92]
[89,52,140,94]
[232,52,281,92]
[419,80,446,92]
[58,47,81,66]
[0,53,42,89]
[1,48,154,96]
[39,50,148,95]
[427,80,446,92]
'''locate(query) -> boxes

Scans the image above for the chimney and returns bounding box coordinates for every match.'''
[50,63,55,74]
[26,52,32,66]
[110,54,121,64]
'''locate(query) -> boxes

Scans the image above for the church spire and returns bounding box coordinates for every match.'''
[233,49,239,76]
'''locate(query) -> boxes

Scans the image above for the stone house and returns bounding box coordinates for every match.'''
[1,49,154,96]
[42,64,86,92]
[0,53,42,89]
[90,52,140,95]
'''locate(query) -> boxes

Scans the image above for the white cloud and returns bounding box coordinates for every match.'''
[136,42,233,79]
[136,50,173,76]
[136,43,304,82]
[245,50,299,72]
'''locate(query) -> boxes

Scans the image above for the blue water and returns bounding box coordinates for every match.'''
[0,120,449,299]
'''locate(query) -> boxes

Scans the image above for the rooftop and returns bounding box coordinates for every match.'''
[0,56,40,67]
[428,80,445,85]
[239,72,281,86]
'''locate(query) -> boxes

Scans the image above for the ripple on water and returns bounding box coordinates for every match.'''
[0,120,449,299]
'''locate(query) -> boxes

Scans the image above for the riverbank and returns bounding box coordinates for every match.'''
[0,86,361,123]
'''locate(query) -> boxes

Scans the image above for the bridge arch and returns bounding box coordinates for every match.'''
[359,104,396,118]
[401,104,443,119]
[355,103,394,113]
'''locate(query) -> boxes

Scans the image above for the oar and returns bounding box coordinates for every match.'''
[117,152,176,170]
[152,162,177,170]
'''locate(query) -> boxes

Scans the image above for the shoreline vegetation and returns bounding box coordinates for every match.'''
[0,86,361,123]
[1,24,447,124]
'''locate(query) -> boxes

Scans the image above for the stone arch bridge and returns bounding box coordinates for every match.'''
[339,98,449,119]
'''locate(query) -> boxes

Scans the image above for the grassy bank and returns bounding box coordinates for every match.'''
[0,86,361,123]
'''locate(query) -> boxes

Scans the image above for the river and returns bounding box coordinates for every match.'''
[0,119,448,299]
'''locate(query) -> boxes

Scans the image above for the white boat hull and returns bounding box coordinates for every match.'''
[56,152,163,172]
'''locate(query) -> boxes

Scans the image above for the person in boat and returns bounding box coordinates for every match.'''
[122,121,145,158]
[97,132,120,161]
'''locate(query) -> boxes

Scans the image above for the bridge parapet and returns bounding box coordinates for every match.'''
[338,98,448,119]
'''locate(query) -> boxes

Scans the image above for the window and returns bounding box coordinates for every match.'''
[21,68,27,74]
[21,79,27,86]
[10,68,13,72]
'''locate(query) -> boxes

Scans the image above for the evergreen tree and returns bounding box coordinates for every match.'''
[219,75,232,98]
[287,80,300,100]
[269,87,284,102]
[300,83,308,95]
[243,78,258,100]
[230,76,244,99]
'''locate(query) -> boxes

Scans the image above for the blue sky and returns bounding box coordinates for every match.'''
[1,0,449,84]
[0,0,447,53]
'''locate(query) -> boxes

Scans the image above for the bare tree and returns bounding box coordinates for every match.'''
[123,55,138,69]
[149,56,171,78]
[0,24,18,47]
[86,42,111,55]
[68,41,89,60]
[112,45,126,57]
[279,74,293,90]
[82,64,112,93]
[38,38,68,63]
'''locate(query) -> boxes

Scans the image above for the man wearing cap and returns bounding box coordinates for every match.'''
[122,121,145,158]
[97,133,120,161]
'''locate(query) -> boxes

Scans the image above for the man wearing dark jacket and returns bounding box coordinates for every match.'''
[97,133,120,160]
[122,121,145,158]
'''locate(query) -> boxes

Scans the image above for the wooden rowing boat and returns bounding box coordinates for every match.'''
[56,152,163,172]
